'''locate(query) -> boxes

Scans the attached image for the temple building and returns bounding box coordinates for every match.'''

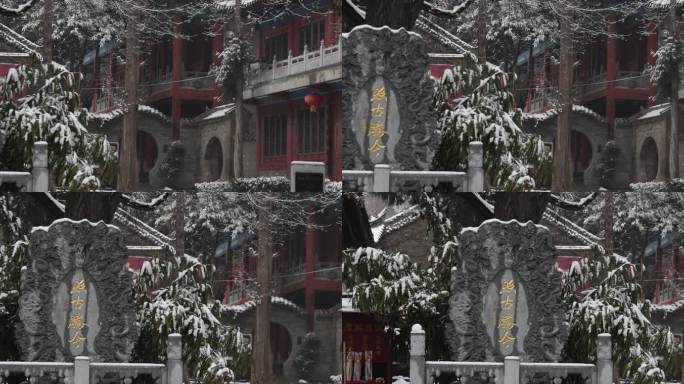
[518,14,684,189]
[85,0,343,189]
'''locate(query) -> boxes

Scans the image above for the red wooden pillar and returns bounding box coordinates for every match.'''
[542,50,549,111]
[525,48,535,112]
[289,18,298,56]
[606,13,617,140]
[286,100,296,176]
[212,21,224,108]
[333,92,343,180]
[172,17,183,141]
[255,29,262,60]
[91,51,98,111]
[324,5,334,46]
[647,20,658,106]
[305,207,316,332]
[256,105,263,175]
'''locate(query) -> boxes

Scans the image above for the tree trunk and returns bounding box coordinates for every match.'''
[252,194,273,384]
[233,0,244,179]
[224,20,235,181]
[174,192,185,257]
[342,194,374,248]
[552,12,574,192]
[63,193,122,223]
[603,192,614,256]
[670,5,680,180]
[493,193,549,223]
[41,0,53,62]
[476,0,488,63]
[118,13,140,192]
[365,0,424,29]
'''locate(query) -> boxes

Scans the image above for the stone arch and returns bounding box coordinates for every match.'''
[204,137,223,181]
[571,130,593,175]
[137,130,159,185]
[639,137,659,182]
[271,322,293,376]
[228,301,308,382]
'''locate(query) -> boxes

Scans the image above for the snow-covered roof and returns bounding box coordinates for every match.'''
[653,299,684,316]
[524,104,606,125]
[414,15,473,55]
[372,204,422,243]
[196,103,236,121]
[113,209,173,247]
[90,105,172,125]
[222,296,306,316]
[635,103,670,121]
[542,208,604,252]
[0,22,41,60]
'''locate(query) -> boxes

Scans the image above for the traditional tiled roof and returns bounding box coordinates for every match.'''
[371,204,422,243]
[0,22,41,60]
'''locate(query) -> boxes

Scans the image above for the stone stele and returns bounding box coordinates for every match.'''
[343,25,439,172]
[448,219,568,362]
[16,219,139,362]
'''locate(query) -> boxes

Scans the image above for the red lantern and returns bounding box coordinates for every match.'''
[304,92,322,113]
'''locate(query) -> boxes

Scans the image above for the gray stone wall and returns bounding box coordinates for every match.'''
[614,122,635,187]
[379,218,431,265]
[633,114,669,182]
[90,106,258,188]
[631,107,684,183]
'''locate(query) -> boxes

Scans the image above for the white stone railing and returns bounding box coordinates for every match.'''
[90,362,167,384]
[410,324,613,384]
[520,362,597,384]
[342,142,483,193]
[0,334,182,384]
[425,361,505,384]
[247,37,342,86]
[0,361,74,384]
[0,141,48,192]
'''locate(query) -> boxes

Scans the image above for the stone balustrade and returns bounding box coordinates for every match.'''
[246,37,342,88]
[0,141,48,192]
[342,141,483,193]
[0,334,182,384]
[410,324,613,384]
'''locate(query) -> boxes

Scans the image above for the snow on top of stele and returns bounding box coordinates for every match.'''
[30,217,118,234]
[89,104,171,124]
[221,296,306,315]
[343,24,424,39]
[629,178,684,192]
[459,218,550,236]
[524,104,606,125]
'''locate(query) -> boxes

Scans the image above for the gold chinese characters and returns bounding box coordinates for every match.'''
[498,278,516,348]
[367,85,388,158]
[68,278,87,348]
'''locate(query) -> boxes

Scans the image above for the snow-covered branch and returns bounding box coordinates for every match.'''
[0,0,37,16]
